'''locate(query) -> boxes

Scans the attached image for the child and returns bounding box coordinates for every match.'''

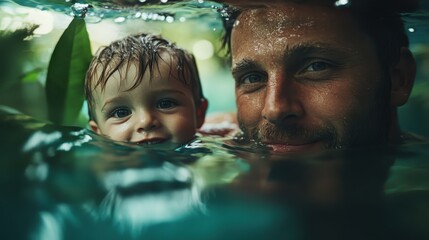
[84,33,208,149]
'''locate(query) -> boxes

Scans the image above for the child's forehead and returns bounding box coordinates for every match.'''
[95,53,192,85]
[104,48,182,66]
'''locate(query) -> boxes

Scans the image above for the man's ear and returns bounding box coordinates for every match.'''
[89,120,101,134]
[390,47,416,107]
[196,98,208,129]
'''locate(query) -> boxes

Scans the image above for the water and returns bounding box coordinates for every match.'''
[9,0,227,24]
[1,107,429,239]
[1,0,429,239]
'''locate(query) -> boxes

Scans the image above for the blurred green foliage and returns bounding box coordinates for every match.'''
[0,25,49,120]
[0,26,37,91]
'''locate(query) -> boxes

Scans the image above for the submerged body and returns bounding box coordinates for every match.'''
[1,108,429,240]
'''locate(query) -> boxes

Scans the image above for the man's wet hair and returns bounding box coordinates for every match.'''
[85,33,205,121]
[221,1,416,72]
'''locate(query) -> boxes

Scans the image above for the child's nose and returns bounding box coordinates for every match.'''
[135,111,159,133]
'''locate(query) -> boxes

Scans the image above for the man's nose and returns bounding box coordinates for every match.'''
[262,74,304,125]
[135,110,160,133]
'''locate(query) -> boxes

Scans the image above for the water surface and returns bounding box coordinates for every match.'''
[1,110,429,239]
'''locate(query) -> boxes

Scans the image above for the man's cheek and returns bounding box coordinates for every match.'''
[237,104,260,128]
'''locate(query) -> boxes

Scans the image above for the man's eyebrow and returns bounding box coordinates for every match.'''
[232,59,264,76]
[232,43,349,76]
[283,42,350,59]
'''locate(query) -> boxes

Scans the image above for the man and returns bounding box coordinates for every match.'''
[219,1,421,153]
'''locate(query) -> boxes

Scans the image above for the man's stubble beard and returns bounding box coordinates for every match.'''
[236,81,392,150]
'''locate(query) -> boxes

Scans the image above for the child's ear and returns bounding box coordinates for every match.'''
[196,98,208,129]
[390,47,416,107]
[89,120,101,134]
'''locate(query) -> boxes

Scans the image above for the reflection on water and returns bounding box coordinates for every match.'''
[9,0,227,24]
[1,109,429,239]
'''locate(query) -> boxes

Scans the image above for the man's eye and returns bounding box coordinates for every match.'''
[156,99,178,109]
[241,73,266,84]
[305,61,331,72]
[111,108,131,118]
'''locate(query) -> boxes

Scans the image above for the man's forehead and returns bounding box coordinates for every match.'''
[230,4,367,66]
[231,3,362,43]
[232,5,331,47]
[235,5,340,38]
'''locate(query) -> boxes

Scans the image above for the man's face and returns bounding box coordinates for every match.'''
[89,53,205,149]
[231,4,392,153]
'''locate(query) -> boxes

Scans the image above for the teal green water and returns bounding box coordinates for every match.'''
[1,110,429,239]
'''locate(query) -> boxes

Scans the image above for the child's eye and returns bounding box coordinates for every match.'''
[156,99,178,109]
[111,108,131,118]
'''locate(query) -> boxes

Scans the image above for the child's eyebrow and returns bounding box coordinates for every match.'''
[100,89,189,112]
[150,89,188,96]
[101,96,126,112]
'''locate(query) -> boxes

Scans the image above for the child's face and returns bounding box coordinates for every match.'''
[89,55,206,148]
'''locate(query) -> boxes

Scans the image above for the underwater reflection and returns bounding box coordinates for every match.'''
[1,110,429,239]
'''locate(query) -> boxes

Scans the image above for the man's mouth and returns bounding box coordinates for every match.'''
[262,140,321,153]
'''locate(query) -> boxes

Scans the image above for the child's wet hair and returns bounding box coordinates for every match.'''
[85,33,204,120]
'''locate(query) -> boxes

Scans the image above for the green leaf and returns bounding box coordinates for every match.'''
[45,17,92,126]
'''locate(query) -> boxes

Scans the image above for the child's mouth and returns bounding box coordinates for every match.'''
[135,138,166,145]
